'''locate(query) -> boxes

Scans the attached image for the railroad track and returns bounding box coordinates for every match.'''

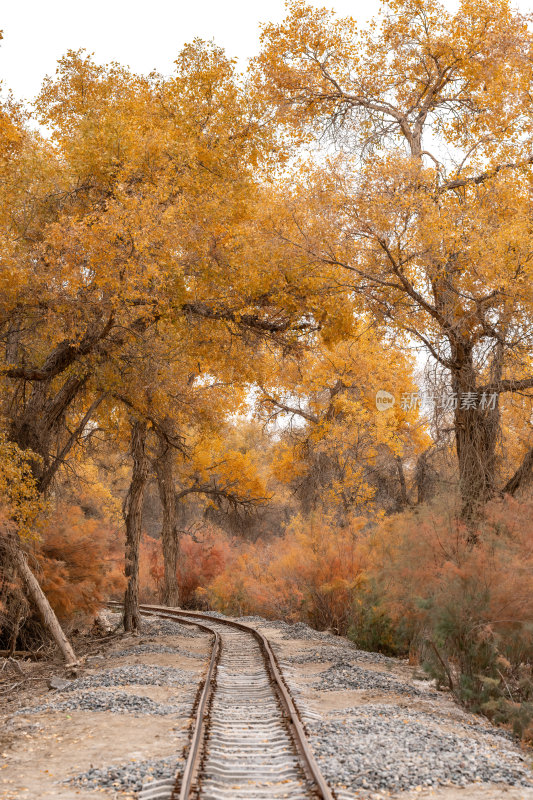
[108,603,335,800]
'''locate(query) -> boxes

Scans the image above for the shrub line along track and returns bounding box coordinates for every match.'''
[107,602,335,800]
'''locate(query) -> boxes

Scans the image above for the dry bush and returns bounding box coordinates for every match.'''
[178,527,234,607]
[367,496,533,739]
[36,503,125,623]
[205,496,533,739]
[207,514,368,633]
[0,507,29,652]
[140,525,235,607]
[139,534,163,603]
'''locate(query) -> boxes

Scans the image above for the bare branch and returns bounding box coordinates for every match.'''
[439,155,533,194]
[501,446,533,496]
[259,386,318,423]
[479,376,533,395]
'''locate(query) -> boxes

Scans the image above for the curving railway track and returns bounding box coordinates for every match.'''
[109,603,335,800]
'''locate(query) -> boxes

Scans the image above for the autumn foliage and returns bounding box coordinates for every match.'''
[200,499,533,739]
[366,498,533,738]
[206,515,367,632]
[0,0,532,737]
[140,525,235,609]
[36,503,125,623]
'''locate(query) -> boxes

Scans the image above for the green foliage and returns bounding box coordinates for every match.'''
[348,581,401,656]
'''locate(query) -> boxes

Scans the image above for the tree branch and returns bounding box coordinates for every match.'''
[501,446,533,496]
[439,155,533,194]
[259,387,319,423]
[479,377,533,395]
[3,315,115,382]
[39,393,108,493]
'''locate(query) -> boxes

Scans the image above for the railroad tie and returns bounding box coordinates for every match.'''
[123,604,334,800]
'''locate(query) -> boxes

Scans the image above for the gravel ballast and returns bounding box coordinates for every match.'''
[5,609,530,800]
[140,618,202,638]
[60,665,194,690]
[308,705,533,795]
[240,615,335,640]
[107,611,202,638]
[112,643,204,659]
[281,645,401,667]
[313,660,436,696]
[16,689,183,716]
[69,755,183,793]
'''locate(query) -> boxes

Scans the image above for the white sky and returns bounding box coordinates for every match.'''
[0,0,458,103]
[2,0,531,102]
[0,0,375,102]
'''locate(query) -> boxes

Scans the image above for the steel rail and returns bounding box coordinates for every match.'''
[134,607,220,800]
[107,601,222,798]
[138,604,335,800]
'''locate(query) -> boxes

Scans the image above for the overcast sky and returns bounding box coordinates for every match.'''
[0,0,416,102]
[2,0,531,103]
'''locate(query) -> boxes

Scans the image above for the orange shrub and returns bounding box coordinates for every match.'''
[36,503,125,622]
[207,514,368,632]
[363,497,533,738]
[139,525,236,607]
[139,534,163,602]
[206,498,533,738]
[179,526,234,607]
[368,497,533,650]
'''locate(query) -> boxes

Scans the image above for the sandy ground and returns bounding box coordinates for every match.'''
[1,619,532,800]
[399,789,533,800]
[256,626,533,800]
[0,629,210,799]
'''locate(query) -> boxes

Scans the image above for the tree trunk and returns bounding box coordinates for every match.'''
[10,373,89,489]
[395,456,409,508]
[13,546,78,665]
[123,420,149,632]
[154,428,180,607]
[415,448,437,504]
[452,373,500,524]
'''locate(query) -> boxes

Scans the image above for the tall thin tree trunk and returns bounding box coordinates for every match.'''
[502,446,533,496]
[154,427,180,607]
[415,448,437,504]
[451,352,500,524]
[395,456,409,508]
[13,546,78,665]
[123,420,149,632]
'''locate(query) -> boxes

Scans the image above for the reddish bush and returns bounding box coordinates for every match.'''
[207,514,368,632]
[362,497,533,738]
[178,527,234,607]
[139,525,235,607]
[139,534,164,602]
[36,503,125,622]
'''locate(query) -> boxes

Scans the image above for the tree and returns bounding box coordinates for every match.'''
[256,0,533,521]
[122,419,149,631]
[0,40,327,644]
[153,422,181,607]
[257,330,428,519]
[1,41,321,488]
